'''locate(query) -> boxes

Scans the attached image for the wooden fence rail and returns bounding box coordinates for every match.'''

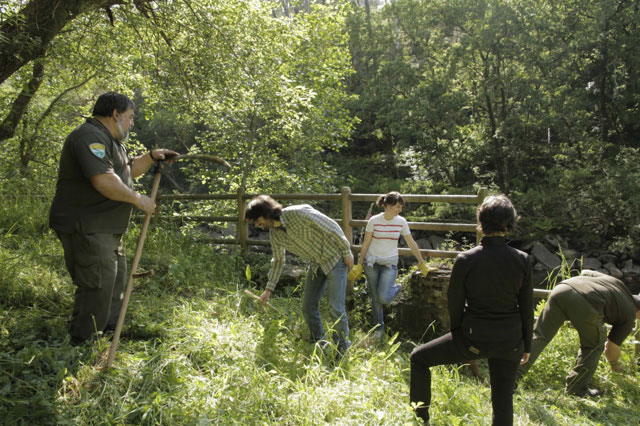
[158,186,489,257]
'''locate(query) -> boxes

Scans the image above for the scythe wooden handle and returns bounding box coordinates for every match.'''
[105,163,163,368]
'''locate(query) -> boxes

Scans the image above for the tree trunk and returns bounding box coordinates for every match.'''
[364,0,372,35]
[0,59,45,143]
[302,0,311,14]
[240,113,258,193]
[281,0,290,17]
[482,58,508,194]
[0,0,154,85]
[16,72,96,174]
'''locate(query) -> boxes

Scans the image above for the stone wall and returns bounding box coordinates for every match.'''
[406,233,640,292]
[388,249,640,343]
[388,269,451,342]
[508,235,640,294]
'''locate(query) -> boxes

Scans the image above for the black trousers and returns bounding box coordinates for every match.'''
[410,330,522,425]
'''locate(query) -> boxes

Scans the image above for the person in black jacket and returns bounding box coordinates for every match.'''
[409,195,533,425]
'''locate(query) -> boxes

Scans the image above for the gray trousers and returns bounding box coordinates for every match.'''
[57,231,126,342]
[517,283,605,394]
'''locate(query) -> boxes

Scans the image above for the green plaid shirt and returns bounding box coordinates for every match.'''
[266,205,352,291]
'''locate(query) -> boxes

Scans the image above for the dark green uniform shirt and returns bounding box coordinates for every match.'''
[562,273,637,346]
[49,118,133,234]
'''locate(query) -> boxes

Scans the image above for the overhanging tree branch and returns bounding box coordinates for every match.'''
[0,0,155,85]
[17,72,97,174]
[32,72,98,141]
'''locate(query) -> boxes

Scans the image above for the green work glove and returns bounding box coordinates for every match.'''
[419,262,437,277]
[347,263,364,282]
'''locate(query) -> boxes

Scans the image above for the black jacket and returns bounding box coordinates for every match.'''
[448,236,534,353]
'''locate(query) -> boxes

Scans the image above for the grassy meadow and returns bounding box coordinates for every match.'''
[1,193,639,425]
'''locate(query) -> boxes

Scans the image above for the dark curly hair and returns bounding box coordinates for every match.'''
[477,195,518,234]
[92,91,135,117]
[245,195,283,221]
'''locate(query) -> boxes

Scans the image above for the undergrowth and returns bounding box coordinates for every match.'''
[1,193,639,425]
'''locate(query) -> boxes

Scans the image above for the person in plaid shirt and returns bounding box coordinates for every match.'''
[246,195,354,354]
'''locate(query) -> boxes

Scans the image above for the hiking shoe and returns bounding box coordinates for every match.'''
[572,388,604,398]
[373,329,384,341]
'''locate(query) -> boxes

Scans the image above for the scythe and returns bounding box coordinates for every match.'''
[105,152,230,368]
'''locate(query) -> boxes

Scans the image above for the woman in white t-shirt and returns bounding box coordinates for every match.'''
[357,192,431,337]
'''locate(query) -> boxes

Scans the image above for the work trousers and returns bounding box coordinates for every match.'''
[57,231,126,342]
[517,283,605,394]
[410,330,522,425]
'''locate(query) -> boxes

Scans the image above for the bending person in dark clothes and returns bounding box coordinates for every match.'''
[516,269,640,397]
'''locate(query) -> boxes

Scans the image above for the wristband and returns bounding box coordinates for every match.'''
[149,149,156,161]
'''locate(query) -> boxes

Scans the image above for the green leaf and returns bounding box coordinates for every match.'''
[245,264,252,282]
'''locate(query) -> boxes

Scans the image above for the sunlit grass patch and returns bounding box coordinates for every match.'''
[2,195,639,425]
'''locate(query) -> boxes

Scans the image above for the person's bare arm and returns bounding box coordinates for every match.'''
[404,233,425,264]
[90,173,155,213]
[359,231,373,265]
[130,149,179,178]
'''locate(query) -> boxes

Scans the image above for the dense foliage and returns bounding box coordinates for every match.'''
[343,0,640,253]
[2,1,640,423]
[1,0,355,199]
[2,0,640,251]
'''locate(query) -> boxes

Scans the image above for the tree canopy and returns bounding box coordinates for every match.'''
[1,0,640,252]
[1,0,355,196]
[345,0,640,251]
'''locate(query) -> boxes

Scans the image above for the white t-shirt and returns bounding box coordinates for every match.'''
[365,213,411,259]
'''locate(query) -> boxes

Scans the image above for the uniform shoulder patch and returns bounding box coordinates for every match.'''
[90,143,106,158]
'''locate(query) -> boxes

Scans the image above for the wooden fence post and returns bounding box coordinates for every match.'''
[476,187,488,244]
[237,187,248,254]
[341,186,353,244]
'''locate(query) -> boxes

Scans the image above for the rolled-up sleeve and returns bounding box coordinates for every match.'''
[608,322,635,346]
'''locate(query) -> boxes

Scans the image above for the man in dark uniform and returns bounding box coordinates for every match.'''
[517,269,640,397]
[49,91,178,344]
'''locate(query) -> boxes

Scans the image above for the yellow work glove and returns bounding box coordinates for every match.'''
[347,263,364,282]
[419,262,437,277]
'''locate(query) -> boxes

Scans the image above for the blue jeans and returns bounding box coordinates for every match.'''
[363,263,399,331]
[301,260,350,352]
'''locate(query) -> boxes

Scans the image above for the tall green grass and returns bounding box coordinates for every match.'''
[1,191,639,425]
